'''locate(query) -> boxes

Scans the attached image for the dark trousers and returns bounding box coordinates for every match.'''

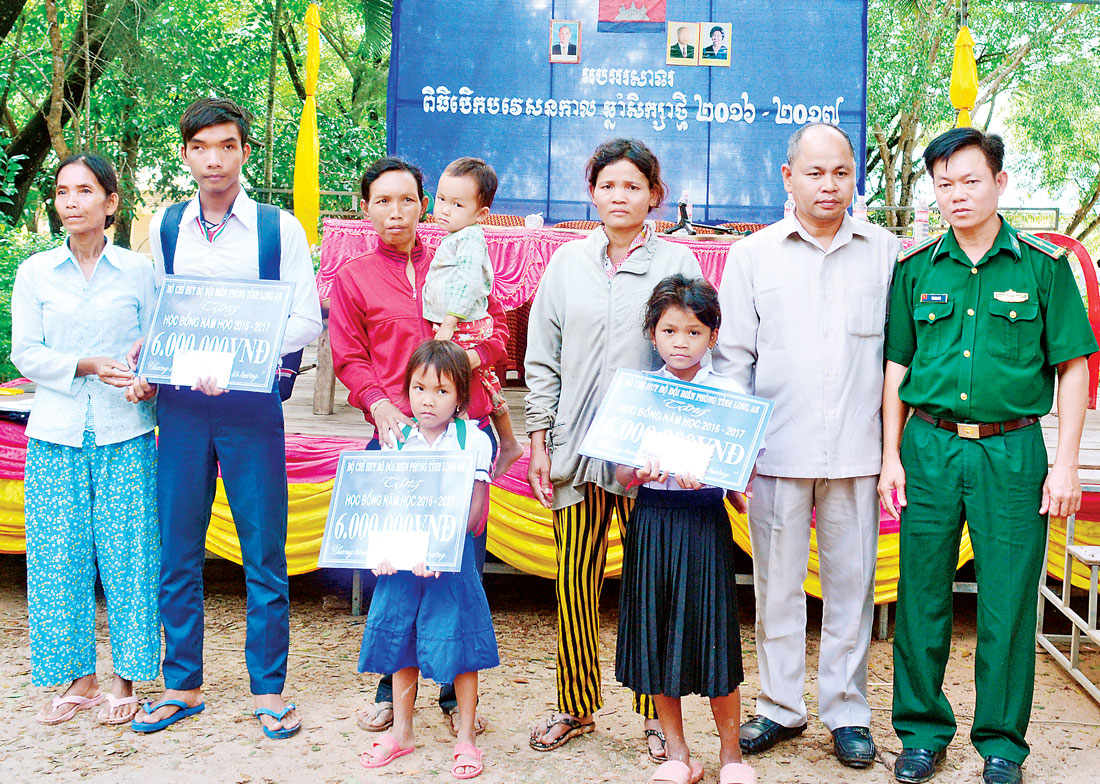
[157,384,290,695]
[892,415,1048,763]
[368,419,495,712]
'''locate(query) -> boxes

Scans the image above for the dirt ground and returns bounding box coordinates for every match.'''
[1,555,1098,784]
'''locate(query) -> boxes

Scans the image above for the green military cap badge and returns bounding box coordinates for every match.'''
[1017,232,1067,260]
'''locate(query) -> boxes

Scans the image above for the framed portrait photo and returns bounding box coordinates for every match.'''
[700,22,732,66]
[666,21,699,65]
[550,19,581,64]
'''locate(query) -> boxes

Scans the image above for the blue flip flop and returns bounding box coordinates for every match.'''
[254,702,301,740]
[130,699,205,733]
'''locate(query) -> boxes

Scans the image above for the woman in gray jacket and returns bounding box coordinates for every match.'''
[526,139,702,758]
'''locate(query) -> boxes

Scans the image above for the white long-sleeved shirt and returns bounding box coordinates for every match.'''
[11,239,157,447]
[712,213,900,478]
[148,188,322,355]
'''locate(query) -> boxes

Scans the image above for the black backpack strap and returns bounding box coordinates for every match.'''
[256,203,305,400]
[256,203,282,281]
[159,201,189,275]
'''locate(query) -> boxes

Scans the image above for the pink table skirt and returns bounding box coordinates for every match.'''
[317,219,737,309]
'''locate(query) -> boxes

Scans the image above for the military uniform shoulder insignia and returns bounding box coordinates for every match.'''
[1017,232,1067,260]
[898,234,941,263]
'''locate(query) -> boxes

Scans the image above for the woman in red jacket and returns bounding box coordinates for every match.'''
[328,156,508,739]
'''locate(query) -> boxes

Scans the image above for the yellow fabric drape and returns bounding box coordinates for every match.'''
[2,477,1096,596]
[950,26,979,128]
[0,478,25,554]
[292,4,321,246]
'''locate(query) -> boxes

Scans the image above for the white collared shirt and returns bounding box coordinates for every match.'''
[148,188,322,355]
[382,420,493,482]
[713,212,901,478]
[11,239,157,447]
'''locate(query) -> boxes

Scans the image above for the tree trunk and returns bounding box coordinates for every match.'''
[1065,172,1100,237]
[1076,212,1100,244]
[0,0,164,223]
[0,0,28,42]
[279,22,307,102]
[0,14,25,135]
[264,0,283,194]
[45,0,71,160]
[114,123,141,249]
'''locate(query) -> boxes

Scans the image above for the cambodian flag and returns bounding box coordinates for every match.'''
[598,0,667,33]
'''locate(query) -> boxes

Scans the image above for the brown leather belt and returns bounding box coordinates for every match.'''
[912,408,1039,440]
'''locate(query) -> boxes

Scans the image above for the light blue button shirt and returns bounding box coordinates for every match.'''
[10,239,157,447]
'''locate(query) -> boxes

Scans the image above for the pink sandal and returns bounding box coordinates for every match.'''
[452,742,483,779]
[360,732,414,768]
[648,758,704,784]
[97,694,142,725]
[719,762,758,784]
[36,692,104,725]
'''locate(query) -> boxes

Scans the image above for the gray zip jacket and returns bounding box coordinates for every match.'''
[524,224,702,510]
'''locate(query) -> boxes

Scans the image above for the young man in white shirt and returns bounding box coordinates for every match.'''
[129,98,322,737]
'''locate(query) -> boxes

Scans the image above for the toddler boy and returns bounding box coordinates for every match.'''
[424,157,523,477]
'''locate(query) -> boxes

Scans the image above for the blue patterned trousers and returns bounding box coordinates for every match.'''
[25,430,161,686]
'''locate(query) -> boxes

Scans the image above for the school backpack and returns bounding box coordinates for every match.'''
[395,418,483,536]
[159,199,303,401]
[395,418,467,450]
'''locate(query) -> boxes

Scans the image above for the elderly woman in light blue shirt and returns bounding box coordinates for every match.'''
[11,153,159,726]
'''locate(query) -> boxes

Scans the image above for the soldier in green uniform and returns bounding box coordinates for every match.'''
[879,127,1096,784]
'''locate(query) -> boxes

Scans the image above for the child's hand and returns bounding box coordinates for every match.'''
[634,458,667,485]
[434,326,455,342]
[675,471,703,490]
[372,559,397,577]
[412,562,440,579]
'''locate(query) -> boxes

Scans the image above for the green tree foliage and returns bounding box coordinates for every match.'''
[1009,56,1100,244]
[866,0,1099,229]
[0,225,55,381]
[0,0,389,234]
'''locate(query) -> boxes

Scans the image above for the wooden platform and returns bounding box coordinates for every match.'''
[1044,408,1100,486]
[287,340,1100,480]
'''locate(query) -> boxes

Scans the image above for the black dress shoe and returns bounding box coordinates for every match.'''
[982,757,1023,784]
[894,748,946,783]
[738,714,807,754]
[832,726,876,768]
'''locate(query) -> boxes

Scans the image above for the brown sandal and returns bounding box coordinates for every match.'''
[529,714,595,751]
[645,728,668,763]
[357,701,394,732]
[446,706,487,737]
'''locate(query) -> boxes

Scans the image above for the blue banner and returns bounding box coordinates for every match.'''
[389,0,868,225]
[578,368,772,492]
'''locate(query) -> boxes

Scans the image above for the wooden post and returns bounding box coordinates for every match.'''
[312,327,335,415]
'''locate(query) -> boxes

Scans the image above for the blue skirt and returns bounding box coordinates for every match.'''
[358,532,499,684]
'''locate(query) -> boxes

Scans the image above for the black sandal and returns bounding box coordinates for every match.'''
[645,728,668,763]
[529,714,596,751]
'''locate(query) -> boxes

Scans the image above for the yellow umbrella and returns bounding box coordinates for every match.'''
[950,25,978,128]
[293,3,321,246]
